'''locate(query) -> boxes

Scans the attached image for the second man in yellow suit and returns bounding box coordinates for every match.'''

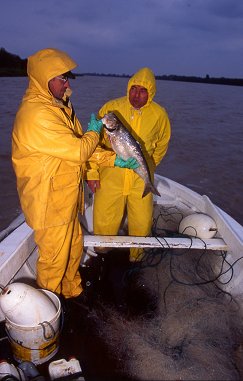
[86,67,171,262]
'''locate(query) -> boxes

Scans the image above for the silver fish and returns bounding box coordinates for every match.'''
[102,112,161,198]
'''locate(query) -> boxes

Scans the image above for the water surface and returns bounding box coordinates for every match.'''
[0,76,242,230]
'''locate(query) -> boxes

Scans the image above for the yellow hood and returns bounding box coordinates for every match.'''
[26,48,77,98]
[127,67,156,107]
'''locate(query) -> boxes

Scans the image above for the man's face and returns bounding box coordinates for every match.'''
[129,85,148,109]
[48,74,70,100]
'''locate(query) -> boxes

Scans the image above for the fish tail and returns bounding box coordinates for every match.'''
[142,183,161,198]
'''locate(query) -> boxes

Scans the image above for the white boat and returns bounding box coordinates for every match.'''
[1,173,242,313]
[1,173,243,379]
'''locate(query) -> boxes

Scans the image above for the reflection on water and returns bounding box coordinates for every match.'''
[0,76,243,231]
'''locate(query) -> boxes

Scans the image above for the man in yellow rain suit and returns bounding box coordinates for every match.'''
[12,48,130,303]
[86,67,171,263]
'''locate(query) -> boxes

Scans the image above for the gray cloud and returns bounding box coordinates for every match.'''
[1,0,243,77]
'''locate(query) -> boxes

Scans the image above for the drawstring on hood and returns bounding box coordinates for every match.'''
[130,107,142,120]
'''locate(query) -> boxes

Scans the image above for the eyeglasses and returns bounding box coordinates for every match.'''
[56,75,69,83]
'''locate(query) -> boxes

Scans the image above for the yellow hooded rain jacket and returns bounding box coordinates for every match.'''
[12,48,100,231]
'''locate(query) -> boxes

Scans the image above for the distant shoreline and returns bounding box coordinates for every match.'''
[75,73,243,87]
[1,47,243,87]
[1,71,243,87]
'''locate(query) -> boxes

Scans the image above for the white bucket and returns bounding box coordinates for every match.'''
[5,289,61,365]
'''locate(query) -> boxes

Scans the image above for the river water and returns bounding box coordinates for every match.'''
[0,76,242,231]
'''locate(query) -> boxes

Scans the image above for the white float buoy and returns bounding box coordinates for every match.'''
[0,282,57,325]
[179,213,217,239]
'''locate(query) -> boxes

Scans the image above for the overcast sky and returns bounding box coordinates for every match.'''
[1,0,243,78]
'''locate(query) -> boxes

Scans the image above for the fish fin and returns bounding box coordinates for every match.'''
[142,184,161,198]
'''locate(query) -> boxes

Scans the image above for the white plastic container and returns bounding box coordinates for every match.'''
[48,358,84,380]
[0,361,25,380]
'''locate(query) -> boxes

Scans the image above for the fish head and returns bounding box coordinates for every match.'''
[102,112,119,132]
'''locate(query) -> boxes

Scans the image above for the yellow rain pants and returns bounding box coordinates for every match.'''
[35,215,83,298]
[93,167,153,261]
